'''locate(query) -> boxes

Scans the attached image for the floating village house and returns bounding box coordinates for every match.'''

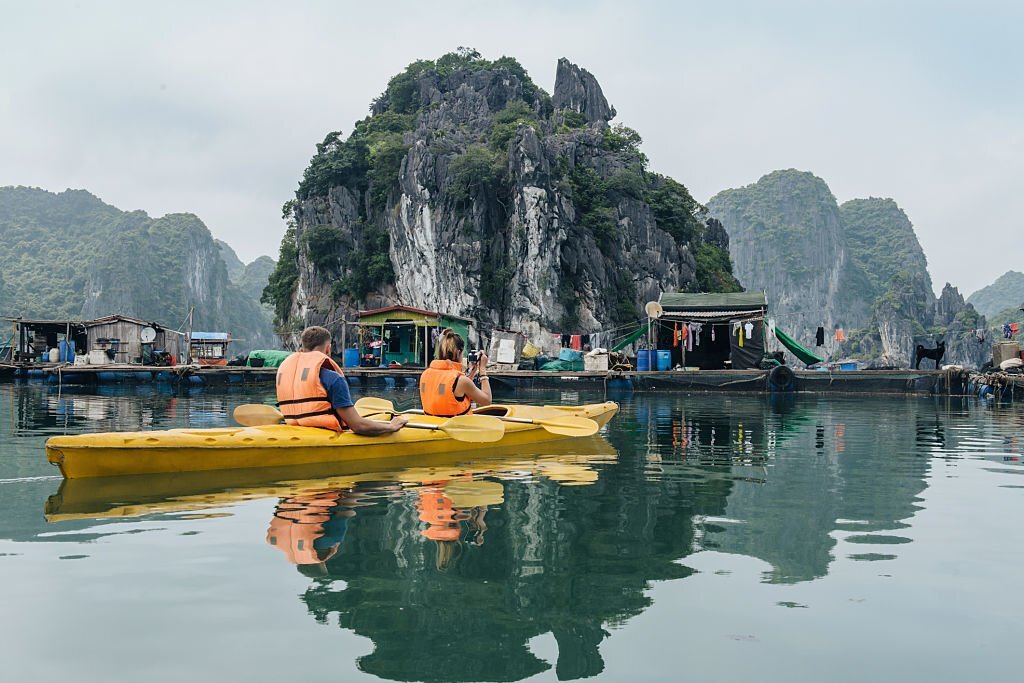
[355,305,473,367]
[3,315,185,365]
[655,292,768,370]
[188,332,233,366]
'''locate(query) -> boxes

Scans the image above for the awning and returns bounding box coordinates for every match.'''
[660,309,765,322]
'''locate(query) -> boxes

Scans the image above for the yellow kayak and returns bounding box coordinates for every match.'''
[44,401,619,479]
[44,434,619,522]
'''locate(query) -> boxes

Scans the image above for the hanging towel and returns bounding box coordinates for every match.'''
[673,323,679,348]
[744,322,754,340]
[570,334,582,351]
[1012,323,1021,336]
[692,322,703,346]
[687,324,694,352]
[834,328,846,342]
[816,326,825,346]
[711,325,716,342]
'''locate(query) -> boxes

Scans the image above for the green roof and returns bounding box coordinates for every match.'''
[659,291,767,310]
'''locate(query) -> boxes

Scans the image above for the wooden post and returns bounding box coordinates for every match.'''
[340,318,347,354]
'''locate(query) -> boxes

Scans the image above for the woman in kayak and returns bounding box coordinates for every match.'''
[278,326,408,435]
[418,328,492,416]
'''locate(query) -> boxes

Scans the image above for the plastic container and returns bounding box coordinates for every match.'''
[89,349,109,365]
[343,347,360,368]
[656,350,671,372]
[59,339,76,363]
[636,350,653,372]
[839,361,857,371]
[48,348,60,363]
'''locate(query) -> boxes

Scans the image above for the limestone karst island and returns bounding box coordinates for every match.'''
[1,20,1022,683]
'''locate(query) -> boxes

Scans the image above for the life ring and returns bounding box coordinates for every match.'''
[768,364,794,390]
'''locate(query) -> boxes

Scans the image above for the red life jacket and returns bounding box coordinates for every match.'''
[419,359,472,417]
[276,350,347,431]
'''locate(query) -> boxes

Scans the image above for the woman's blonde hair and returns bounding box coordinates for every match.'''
[435,328,465,361]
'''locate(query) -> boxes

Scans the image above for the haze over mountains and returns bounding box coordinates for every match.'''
[708,170,988,368]
[0,186,275,352]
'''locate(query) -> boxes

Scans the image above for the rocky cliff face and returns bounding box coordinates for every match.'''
[0,186,276,353]
[707,170,870,359]
[709,173,988,368]
[267,50,738,346]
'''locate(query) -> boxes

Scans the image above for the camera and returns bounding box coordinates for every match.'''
[467,349,482,364]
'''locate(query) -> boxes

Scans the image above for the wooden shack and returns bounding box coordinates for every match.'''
[656,292,769,370]
[355,305,474,367]
[189,331,232,366]
[4,315,184,365]
[85,315,185,364]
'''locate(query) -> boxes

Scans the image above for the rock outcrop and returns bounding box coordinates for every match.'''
[709,172,988,368]
[267,51,738,346]
[551,58,616,124]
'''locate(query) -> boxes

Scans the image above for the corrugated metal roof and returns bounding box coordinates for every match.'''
[661,308,765,320]
[357,304,474,323]
[658,292,767,310]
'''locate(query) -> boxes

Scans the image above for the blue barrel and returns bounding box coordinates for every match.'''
[656,350,672,371]
[59,339,75,363]
[637,350,653,372]
[343,347,360,368]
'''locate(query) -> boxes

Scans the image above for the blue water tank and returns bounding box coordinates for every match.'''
[656,350,672,372]
[637,350,653,372]
[59,339,76,363]
[343,347,360,368]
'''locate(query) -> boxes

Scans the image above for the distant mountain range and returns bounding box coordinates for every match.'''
[967,271,1024,323]
[709,170,988,368]
[0,186,276,352]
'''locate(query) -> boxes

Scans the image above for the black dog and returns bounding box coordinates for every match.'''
[914,340,946,369]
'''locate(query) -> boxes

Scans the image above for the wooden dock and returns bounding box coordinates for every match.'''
[0,362,988,397]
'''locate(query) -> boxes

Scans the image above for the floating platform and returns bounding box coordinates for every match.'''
[0,363,991,397]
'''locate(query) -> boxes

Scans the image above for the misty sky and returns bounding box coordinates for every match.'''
[2,0,1020,296]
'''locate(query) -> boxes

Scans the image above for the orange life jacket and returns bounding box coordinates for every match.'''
[416,487,462,542]
[419,359,472,417]
[276,350,346,431]
[266,491,340,565]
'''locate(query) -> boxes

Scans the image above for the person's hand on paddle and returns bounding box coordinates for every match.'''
[388,415,409,432]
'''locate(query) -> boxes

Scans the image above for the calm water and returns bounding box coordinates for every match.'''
[1,383,1022,682]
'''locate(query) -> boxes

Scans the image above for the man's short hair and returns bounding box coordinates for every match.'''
[301,326,332,351]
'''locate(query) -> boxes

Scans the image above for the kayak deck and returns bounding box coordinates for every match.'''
[45,401,618,479]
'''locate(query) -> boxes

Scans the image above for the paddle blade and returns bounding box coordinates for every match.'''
[433,414,506,443]
[536,416,600,437]
[354,397,396,415]
[233,404,284,427]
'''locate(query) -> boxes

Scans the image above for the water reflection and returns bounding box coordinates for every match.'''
[7,385,1024,681]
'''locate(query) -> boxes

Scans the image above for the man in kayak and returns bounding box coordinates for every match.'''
[277,326,407,435]
[419,328,492,416]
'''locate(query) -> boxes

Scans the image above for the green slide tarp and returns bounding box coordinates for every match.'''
[774,327,824,367]
[611,322,652,352]
[247,349,292,368]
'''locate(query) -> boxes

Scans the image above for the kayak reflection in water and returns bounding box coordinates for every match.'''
[266,477,502,572]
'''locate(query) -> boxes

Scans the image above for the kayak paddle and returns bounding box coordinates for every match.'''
[353,397,600,437]
[232,403,506,443]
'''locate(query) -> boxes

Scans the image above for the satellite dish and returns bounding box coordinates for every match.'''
[645,301,664,319]
[140,326,157,343]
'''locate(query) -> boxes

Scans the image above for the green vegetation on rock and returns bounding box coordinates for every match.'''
[967,270,1024,318]
[0,186,276,350]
